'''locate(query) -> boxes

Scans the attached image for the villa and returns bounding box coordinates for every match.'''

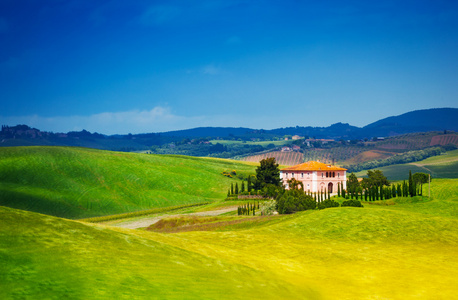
[280,161,347,194]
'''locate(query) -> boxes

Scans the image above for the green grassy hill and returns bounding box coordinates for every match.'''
[0,146,255,219]
[356,149,458,180]
[2,179,458,299]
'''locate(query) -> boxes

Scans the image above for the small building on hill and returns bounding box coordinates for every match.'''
[280,161,347,194]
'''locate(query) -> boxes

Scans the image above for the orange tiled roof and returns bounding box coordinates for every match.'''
[281,161,347,171]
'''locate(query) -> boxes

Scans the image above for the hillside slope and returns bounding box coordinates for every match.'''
[362,107,458,136]
[0,147,255,219]
[2,179,458,299]
[0,206,305,299]
[356,149,458,180]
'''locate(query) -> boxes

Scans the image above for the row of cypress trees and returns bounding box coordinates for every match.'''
[336,171,424,201]
[237,202,259,216]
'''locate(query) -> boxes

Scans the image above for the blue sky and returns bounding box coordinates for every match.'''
[1,0,457,134]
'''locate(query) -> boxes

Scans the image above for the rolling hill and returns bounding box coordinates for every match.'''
[1,178,458,299]
[355,149,458,180]
[0,146,256,219]
[2,108,457,152]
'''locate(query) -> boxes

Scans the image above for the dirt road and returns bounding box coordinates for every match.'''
[111,207,236,229]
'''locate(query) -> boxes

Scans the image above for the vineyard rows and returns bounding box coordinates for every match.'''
[240,151,304,166]
[430,134,458,146]
[373,133,438,151]
[302,147,365,164]
[240,147,366,166]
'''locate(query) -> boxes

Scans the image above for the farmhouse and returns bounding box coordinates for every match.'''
[280,161,347,195]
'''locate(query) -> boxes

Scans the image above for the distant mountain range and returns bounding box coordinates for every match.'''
[161,108,458,139]
[1,108,457,151]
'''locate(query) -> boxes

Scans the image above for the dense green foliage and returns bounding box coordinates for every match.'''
[0,146,256,219]
[254,157,281,189]
[342,199,363,207]
[276,189,316,214]
[317,199,340,209]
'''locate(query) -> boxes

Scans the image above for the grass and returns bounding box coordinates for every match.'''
[356,149,458,180]
[79,202,210,223]
[2,145,458,299]
[2,178,458,299]
[0,206,306,299]
[0,146,256,219]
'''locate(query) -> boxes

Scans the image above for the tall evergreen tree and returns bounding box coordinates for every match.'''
[254,157,281,190]
[409,170,415,197]
[247,176,252,193]
[231,183,234,195]
[241,181,245,193]
[235,183,239,195]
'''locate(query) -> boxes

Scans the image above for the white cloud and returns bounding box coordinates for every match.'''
[0,106,292,135]
[0,107,187,135]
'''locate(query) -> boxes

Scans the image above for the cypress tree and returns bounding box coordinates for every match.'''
[235,183,239,195]
[397,183,401,197]
[241,181,245,193]
[247,176,251,192]
[380,186,384,200]
[337,182,341,197]
[231,183,234,195]
[409,170,415,197]
[392,185,396,198]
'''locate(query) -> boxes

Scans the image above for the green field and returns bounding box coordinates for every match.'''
[0,147,256,219]
[1,178,458,299]
[209,139,291,146]
[356,149,458,180]
[2,146,458,299]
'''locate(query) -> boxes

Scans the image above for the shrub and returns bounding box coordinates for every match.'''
[317,199,340,210]
[276,189,316,214]
[341,199,364,208]
[260,200,277,216]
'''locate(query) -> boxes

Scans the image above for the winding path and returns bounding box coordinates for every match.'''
[111,207,236,229]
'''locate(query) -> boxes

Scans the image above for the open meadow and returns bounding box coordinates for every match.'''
[0,146,256,219]
[1,146,458,299]
[2,176,458,299]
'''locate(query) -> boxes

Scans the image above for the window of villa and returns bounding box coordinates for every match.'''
[292,173,294,178]
[301,173,304,178]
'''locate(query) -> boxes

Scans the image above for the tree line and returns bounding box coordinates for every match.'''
[229,158,431,216]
